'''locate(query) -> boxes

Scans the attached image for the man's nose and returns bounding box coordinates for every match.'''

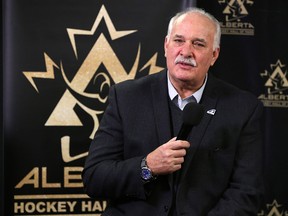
[180,42,194,57]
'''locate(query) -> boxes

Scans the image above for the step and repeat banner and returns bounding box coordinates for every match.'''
[196,1,288,215]
[3,0,288,215]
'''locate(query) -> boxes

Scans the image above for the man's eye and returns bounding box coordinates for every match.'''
[193,41,205,47]
[174,39,184,44]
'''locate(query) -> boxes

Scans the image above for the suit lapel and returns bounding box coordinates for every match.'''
[150,71,172,145]
[179,74,220,180]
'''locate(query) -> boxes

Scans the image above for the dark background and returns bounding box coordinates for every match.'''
[2,0,288,215]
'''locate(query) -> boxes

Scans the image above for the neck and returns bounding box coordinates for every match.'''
[172,79,203,99]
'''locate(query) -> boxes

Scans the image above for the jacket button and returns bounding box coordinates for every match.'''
[164,205,169,212]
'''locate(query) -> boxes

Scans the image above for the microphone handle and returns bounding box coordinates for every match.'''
[176,124,193,140]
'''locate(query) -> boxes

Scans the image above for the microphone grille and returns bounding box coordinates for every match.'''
[182,102,204,126]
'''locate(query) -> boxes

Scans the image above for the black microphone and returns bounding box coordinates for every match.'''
[176,102,204,140]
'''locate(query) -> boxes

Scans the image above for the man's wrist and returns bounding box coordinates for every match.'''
[140,157,157,182]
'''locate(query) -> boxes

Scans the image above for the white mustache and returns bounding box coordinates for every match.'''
[175,55,197,67]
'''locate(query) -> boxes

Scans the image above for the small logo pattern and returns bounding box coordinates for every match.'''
[218,0,255,35]
[258,60,288,108]
[258,200,288,216]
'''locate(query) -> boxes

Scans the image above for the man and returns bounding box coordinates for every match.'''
[82,7,264,215]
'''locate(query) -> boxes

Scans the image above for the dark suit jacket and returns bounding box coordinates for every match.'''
[82,70,264,216]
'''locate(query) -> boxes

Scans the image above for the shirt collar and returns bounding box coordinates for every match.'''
[167,71,208,103]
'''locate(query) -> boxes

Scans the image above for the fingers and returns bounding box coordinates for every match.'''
[146,139,191,175]
[169,140,190,150]
[173,148,188,158]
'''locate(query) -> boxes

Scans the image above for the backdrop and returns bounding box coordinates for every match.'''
[2,0,288,215]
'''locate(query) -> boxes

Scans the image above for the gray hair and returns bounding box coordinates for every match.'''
[167,7,221,50]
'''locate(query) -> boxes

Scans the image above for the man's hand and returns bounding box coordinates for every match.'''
[146,137,190,175]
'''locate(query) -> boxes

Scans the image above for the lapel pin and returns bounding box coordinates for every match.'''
[207,109,216,115]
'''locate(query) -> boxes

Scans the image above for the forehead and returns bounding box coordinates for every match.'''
[172,13,216,38]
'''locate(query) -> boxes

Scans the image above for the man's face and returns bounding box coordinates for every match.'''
[164,13,220,90]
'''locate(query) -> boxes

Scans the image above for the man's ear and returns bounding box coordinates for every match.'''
[164,36,168,57]
[211,47,220,66]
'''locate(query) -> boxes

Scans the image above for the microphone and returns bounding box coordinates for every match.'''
[176,102,204,140]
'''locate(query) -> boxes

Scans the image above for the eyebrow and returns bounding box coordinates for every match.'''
[174,34,184,39]
[193,38,206,43]
[174,34,207,43]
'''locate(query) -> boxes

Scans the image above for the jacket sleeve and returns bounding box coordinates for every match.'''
[207,100,264,215]
[82,85,147,200]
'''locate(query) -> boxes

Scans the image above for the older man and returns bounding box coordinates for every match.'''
[82,7,264,215]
